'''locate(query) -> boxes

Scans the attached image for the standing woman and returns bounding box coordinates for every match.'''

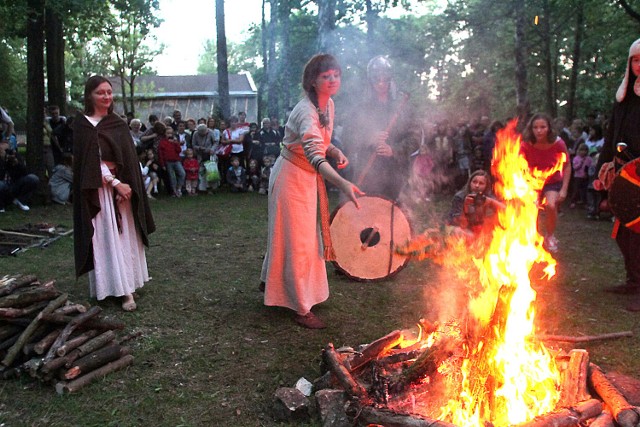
[598,38,640,310]
[260,54,363,329]
[73,75,155,312]
[520,113,571,253]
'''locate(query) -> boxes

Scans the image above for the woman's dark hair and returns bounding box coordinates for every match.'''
[522,112,556,144]
[152,121,166,136]
[302,53,341,105]
[589,124,603,141]
[463,169,491,195]
[83,75,114,115]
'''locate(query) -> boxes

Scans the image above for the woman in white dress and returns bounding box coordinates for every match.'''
[260,54,363,329]
[73,75,155,311]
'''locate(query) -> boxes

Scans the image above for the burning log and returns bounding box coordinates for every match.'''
[0,275,38,297]
[1,293,68,367]
[323,343,368,398]
[348,330,404,372]
[558,349,590,407]
[63,345,131,380]
[349,403,458,427]
[589,409,615,427]
[516,398,603,427]
[55,329,99,357]
[536,331,633,343]
[588,363,640,427]
[55,354,134,394]
[43,306,102,363]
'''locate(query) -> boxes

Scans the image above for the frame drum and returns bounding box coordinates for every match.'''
[609,157,640,233]
[330,196,412,281]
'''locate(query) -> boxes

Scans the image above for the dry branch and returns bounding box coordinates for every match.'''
[537,331,633,343]
[41,313,125,331]
[0,275,38,297]
[76,330,117,358]
[43,306,102,363]
[55,329,99,357]
[351,404,458,427]
[53,304,87,316]
[0,301,49,318]
[589,363,639,427]
[64,345,131,380]
[55,354,134,394]
[33,329,62,355]
[590,409,615,427]
[323,343,367,398]
[349,330,404,372]
[0,286,59,309]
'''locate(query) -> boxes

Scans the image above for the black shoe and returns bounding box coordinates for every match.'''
[604,283,640,295]
[258,281,265,292]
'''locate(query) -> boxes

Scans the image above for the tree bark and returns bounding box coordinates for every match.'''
[216,0,231,119]
[317,0,336,53]
[513,0,530,125]
[541,0,555,117]
[517,399,602,427]
[55,354,134,394]
[588,363,639,427]
[566,1,583,121]
[323,343,367,398]
[45,5,66,114]
[26,0,46,179]
[64,345,130,380]
[266,0,279,118]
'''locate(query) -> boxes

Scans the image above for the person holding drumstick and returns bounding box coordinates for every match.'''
[260,54,363,329]
[597,38,640,310]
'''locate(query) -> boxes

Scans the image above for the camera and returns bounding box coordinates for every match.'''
[471,192,486,206]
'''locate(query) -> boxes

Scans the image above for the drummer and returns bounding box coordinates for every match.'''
[342,56,421,201]
[598,38,640,310]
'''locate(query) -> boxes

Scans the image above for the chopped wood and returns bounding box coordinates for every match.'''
[517,398,602,427]
[350,404,459,427]
[0,275,38,297]
[558,349,591,407]
[0,301,49,318]
[323,343,368,398]
[115,330,142,345]
[76,330,117,358]
[0,286,59,309]
[1,293,68,367]
[589,409,615,427]
[41,313,125,330]
[589,363,640,427]
[55,354,134,394]
[55,329,99,357]
[536,331,633,343]
[53,304,87,315]
[348,330,404,372]
[64,345,131,380]
[43,306,102,363]
[41,351,78,374]
[33,329,63,355]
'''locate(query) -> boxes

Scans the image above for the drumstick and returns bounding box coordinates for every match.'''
[355,92,410,187]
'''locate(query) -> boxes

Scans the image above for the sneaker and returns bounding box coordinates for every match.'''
[0,208,5,213]
[12,199,29,211]
[544,234,559,252]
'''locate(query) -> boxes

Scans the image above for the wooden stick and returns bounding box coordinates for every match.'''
[558,349,591,407]
[589,363,639,427]
[55,329,99,357]
[64,345,131,380]
[76,330,117,358]
[348,330,403,372]
[0,229,46,239]
[0,274,38,297]
[43,306,102,363]
[53,304,87,315]
[323,343,367,398]
[33,328,63,355]
[1,293,68,367]
[517,399,602,427]
[590,409,615,427]
[0,286,59,309]
[351,404,458,427]
[55,354,134,394]
[536,331,633,343]
[0,301,49,319]
[41,313,125,330]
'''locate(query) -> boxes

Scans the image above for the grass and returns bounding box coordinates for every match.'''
[0,189,639,426]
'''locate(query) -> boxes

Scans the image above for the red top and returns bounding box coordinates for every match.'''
[183,158,199,180]
[520,137,568,184]
[158,138,182,166]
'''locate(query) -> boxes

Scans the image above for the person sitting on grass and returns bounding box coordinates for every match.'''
[0,140,39,212]
[226,155,247,193]
[49,152,74,205]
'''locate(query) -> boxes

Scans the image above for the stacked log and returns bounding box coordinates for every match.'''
[0,275,135,394]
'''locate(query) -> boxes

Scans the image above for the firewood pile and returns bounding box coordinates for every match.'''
[0,223,73,257]
[274,321,640,427]
[0,274,137,394]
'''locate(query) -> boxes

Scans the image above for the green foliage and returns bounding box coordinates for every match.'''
[0,38,27,127]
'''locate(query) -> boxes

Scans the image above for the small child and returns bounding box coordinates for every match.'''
[49,153,73,204]
[226,155,247,192]
[259,155,275,195]
[247,158,260,192]
[570,143,592,208]
[138,146,158,199]
[182,148,200,195]
[145,149,161,195]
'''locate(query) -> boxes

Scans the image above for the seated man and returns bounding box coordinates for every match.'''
[0,141,40,212]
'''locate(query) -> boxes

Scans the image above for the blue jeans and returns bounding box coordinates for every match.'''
[165,161,185,193]
[0,174,40,209]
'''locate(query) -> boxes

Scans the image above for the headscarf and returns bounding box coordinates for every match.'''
[615,38,640,102]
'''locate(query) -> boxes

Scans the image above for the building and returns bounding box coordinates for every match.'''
[109,73,258,122]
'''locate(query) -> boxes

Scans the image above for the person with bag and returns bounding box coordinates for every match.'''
[191,123,217,193]
[597,38,640,310]
[260,54,363,329]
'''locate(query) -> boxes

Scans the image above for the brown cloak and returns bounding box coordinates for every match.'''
[72,113,155,277]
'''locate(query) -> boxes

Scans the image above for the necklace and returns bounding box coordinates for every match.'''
[316,104,330,128]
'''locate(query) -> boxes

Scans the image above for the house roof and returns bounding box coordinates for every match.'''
[109,73,257,98]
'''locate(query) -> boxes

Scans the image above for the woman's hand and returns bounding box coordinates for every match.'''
[115,182,132,203]
[558,187,568,203]
[332,148,349,169]
[337,179,364,208]
[376,142,393,157]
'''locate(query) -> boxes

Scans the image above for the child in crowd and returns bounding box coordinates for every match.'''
[49,152,73,204]
[158,127,186,197]
[570,143,592,209]
[446,169,505,237]
[226,155,247,192]
[138,146,158,199]
[145,149,161,195]
[247,158,260,192]
[586,151,602,220]
[258,155,274,195]
[182,148,199,196]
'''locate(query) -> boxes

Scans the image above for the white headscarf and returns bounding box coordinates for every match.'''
[616,38,640,102]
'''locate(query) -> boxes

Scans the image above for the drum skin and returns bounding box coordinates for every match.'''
[330,196,412,281]
[609,158,640,233]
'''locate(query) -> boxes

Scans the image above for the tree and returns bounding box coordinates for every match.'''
[25,0,45,180]
[216,0,231,119]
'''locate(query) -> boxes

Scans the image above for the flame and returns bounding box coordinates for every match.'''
[438,120,562,426]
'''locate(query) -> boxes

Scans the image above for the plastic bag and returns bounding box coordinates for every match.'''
[204,160,220,183]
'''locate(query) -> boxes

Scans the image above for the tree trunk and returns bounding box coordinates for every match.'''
[514,0,529,126]
[128,77,136,116]
[258,0,268,121]
[567,1,583,121]
[280,0,291,112]
[216,0,231,119]
[541,0,555,117]
[365,0,377,57]
[45,6,66,115]
[317,0,336,53]
[26,0,46,180]
[267,0,279,118]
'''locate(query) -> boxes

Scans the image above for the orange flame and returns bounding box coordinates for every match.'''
[439,120,562,426]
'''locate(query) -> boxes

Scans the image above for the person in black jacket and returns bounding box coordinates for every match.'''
[0,141,39,212]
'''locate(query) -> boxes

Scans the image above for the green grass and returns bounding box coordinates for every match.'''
[0,191,638,426]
